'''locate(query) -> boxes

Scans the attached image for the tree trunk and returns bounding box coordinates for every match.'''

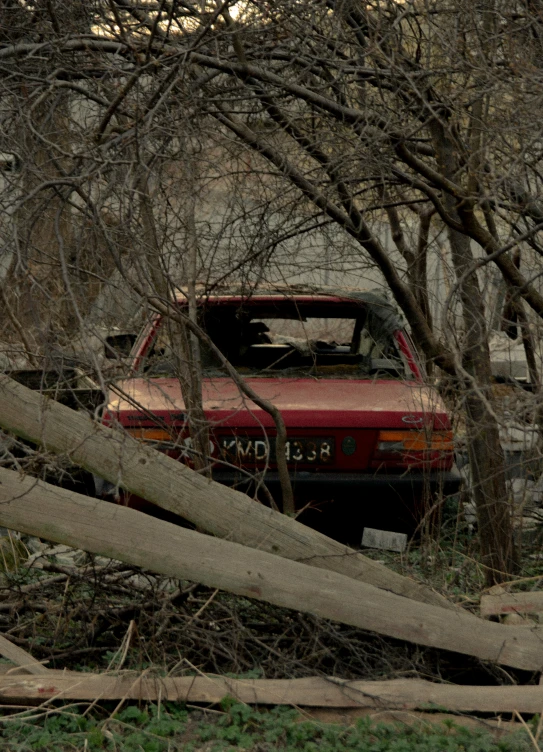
[413,207,434,335]
[431,123,517,583]
[11,97,76,337]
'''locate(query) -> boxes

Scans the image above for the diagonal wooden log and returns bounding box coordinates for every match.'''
[0,635,49,675]
[0,374,453,610]
[0,467,541,671]
[0,672,542,713]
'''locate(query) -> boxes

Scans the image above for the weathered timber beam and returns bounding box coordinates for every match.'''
[0,672,543,713]
[0,374,453,610]
[0,468,540,671]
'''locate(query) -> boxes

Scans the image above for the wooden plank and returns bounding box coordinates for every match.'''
[0,668,519,734]
[481,591,543,617]
[0,635,49,675]
[0,468,541,671]
[0,375,454,611]
[0,674,542,714]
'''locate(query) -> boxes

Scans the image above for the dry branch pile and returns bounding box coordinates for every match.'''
[0,550,460,681]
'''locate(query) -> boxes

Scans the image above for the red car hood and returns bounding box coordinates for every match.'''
[109,377,450,430]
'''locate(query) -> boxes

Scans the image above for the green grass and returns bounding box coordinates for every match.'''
[0,699,534,751]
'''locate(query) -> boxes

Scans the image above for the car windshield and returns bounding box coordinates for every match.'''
[140,300,408,379]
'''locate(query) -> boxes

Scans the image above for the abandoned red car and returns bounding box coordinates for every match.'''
[102,288,460,540]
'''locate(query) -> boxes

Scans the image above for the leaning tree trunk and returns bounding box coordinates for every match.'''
[432,123,518,583]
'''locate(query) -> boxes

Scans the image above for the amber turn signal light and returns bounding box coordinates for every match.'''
[376,430,454,453]
[125,427,174,442]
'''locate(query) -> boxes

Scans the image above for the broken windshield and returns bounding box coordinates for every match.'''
[140,300,409,379]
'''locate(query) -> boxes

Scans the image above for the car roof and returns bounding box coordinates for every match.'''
[173,283,385,304]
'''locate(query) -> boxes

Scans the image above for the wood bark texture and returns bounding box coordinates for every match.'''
[0,374,452,610]
[0,467,541,671]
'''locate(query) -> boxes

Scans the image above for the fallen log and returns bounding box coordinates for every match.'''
[0,467,540,671]
[0,374,452,610]
[0,672,542,713]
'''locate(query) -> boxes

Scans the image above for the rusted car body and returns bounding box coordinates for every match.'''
[103,289,460,539]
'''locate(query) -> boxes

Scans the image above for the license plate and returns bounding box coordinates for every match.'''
[219,437,335,465]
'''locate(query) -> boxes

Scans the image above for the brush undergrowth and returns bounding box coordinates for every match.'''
[0,511,541,750]
[0,699,534,752]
